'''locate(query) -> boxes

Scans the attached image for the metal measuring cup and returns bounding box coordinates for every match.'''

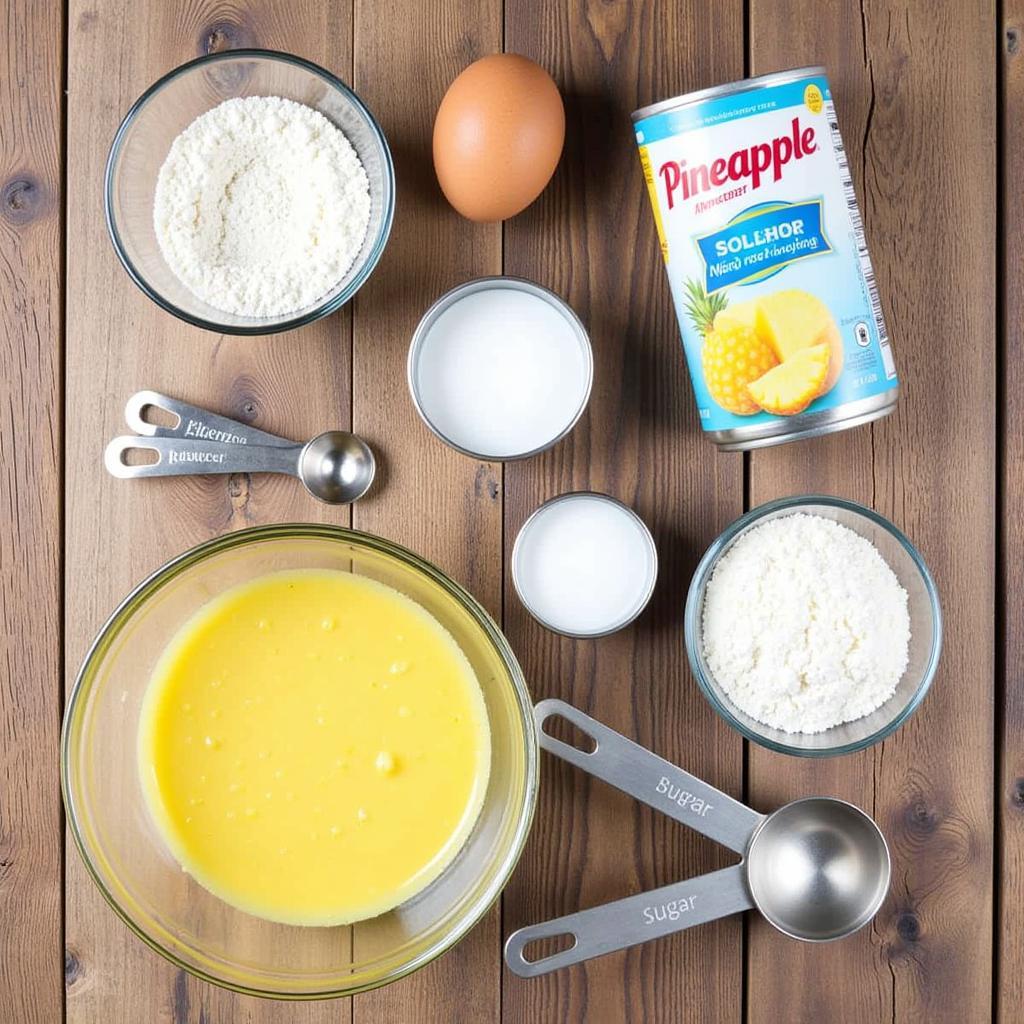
[504,700,891,977]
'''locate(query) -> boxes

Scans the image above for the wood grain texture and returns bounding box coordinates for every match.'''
[0,0,997,1020]
[0,0,64,1021]
[65,3,356,1022]
[747,2,996,1022]
[1000,2,1023,1021]
[500,3,745,1022]
[350,2,504,1021]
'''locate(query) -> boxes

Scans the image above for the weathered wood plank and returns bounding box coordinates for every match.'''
[51,1,1006,1021]
[1000,3,1023,1021]
[349,1,504,1021]
[65,3,356,1021]
[0,0,65,1021]
[747,2,996,1021]
[500,3,746,1022]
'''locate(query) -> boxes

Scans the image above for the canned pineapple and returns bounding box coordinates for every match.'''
[633,67,898,450]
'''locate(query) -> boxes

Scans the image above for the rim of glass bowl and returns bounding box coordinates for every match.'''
[61,524,538,999]
[103,49,396,336]
[683,495,943,758]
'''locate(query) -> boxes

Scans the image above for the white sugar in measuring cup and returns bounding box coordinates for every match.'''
[504,701,891,977]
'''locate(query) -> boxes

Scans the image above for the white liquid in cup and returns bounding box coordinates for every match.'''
[411,285,591,459]
[513,494,658,637]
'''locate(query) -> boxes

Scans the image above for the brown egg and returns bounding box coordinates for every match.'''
[433,54,565,222]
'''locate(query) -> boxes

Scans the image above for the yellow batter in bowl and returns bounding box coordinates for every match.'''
[138,568,491,926]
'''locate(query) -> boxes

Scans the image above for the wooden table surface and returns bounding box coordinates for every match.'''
[1,0,1017,1021]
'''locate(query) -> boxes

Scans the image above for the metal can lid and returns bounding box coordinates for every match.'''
[632,65,827,124]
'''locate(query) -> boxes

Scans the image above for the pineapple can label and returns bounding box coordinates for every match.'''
[633,68,898,449]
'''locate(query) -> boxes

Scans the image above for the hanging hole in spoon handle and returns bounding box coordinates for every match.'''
[124,390,296,447]
[504,863,753,978]
[534,700,763,854]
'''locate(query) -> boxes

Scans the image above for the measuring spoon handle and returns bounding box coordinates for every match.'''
[104,436,301,479]
[124,390,296,447]
[504,864,752,977]
[534,700,763,854]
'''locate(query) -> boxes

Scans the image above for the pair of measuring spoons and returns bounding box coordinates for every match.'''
[504,700,891,977]
[105,390,376,505]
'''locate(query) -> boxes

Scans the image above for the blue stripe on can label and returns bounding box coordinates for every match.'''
[696,200,831,292]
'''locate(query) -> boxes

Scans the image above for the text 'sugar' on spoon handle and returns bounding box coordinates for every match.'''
[504,863,752,978]
[533,699,764,853]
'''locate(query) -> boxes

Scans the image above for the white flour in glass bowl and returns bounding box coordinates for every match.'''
[701,513,910,734]
[153,95,370,318]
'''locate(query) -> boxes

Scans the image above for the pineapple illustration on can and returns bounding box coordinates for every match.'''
[633,67,898,450]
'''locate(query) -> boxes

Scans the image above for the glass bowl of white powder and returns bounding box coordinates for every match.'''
[684,496,942,757]
[105,50,394,334]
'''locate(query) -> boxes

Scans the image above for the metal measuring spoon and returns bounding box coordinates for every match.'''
[107,392,375,504]
[504,701,891,977]
[124,390,299,447]
[105,432,375,504]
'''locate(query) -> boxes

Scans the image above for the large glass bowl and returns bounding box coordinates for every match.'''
[105,50,394,335]
[684,496,942,757]
[62,526,536,998]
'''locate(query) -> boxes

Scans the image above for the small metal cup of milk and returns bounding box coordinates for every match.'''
[512,492,658,638]
[407,277,593,461]
[633,66,899,450]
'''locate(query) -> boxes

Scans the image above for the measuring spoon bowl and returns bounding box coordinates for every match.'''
[298,430,376,504]
[745,796,890,942]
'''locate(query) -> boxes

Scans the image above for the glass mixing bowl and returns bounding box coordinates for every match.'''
[105,50,394,335]
[62,526,537,998]
[684,496,942,757]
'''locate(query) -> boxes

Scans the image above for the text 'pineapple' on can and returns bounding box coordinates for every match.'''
[633,67,899,451]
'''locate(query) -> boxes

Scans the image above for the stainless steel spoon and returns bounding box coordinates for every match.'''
[124,389,298,448]
[504,700,891,977]
[106,393,375,504]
